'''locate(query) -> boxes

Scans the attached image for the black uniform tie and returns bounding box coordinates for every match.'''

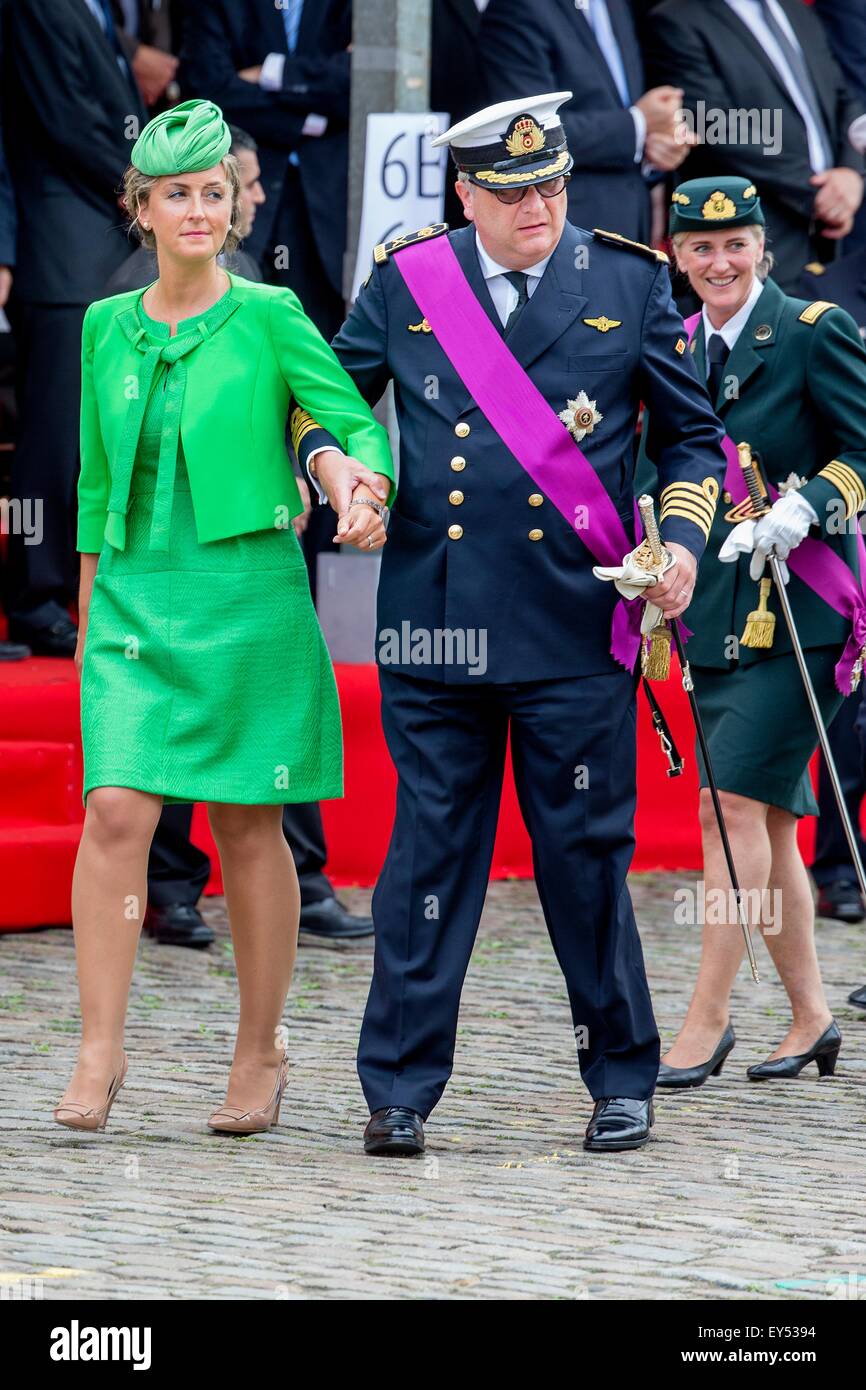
[503,270,530,337]
[706,332,730,404]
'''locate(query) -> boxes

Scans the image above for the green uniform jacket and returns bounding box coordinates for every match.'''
[77,271,395,553]
[637,277,866,669]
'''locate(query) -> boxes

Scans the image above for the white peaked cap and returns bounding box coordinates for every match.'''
[431,92,573,149]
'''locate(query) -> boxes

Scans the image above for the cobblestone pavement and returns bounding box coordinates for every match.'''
[0,874,864,1301]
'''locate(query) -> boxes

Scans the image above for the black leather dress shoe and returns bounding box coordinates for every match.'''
[848,984,866,1010]
[746,1020,842,1080]
[656,1025,735,1089]
[816,880,865,924]
[584,1097,654,1152]
[0,638,30,660]
[9,603,77,658]
[364,1106,425,1155]
[299,896,374,940]
[144,902,214,949]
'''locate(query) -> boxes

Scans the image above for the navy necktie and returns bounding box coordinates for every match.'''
[707,332,729,404]
[503,271,530,338]
[756,0,834,167]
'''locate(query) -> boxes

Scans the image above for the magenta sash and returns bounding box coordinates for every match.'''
[392,235,643,671]
[684,312,866,693]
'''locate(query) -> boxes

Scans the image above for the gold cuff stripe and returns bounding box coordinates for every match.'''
[798,300,837,325]
[659,502,713,540]
[290,409,324,452]
[819,460,866,518]
[659,486,716,522]
[659,496,714,523]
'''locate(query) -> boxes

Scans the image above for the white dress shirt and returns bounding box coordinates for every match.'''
[474,232,553,325]
[701,273,765,362]
[725,0,831,172]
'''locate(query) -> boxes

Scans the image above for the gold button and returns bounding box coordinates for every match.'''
[723,490,732,504]
[450,456,466,471]
[528,528,544,541]
[448,524,463,540]
[454,422,471,438]
[528,493,544,507]
[449,490,464,505]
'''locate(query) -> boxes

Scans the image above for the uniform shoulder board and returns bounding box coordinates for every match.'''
[592,227,670,265]
[803,261,826,277]
[799,300,837,325]
[373,222,450,266]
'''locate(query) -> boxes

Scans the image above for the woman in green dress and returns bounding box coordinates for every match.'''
[639,176,866,1088]
[53,101,394,1133]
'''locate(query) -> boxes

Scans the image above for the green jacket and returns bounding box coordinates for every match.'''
[77,271,395,553]
[636,277,866,668]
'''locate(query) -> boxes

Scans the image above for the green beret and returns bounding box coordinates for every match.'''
[668,177,765,235]
[130,99,232,176]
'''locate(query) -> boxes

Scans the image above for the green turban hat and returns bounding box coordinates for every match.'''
[130,99,232,176]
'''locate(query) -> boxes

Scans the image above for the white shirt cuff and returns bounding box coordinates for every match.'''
[302,114,328,137]
[629,105,646,163]
[306,444,337,505]
[260,52,286,91]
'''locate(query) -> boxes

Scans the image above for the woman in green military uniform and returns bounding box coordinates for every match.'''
[53,101,394,1134]
[639,176,866,1087]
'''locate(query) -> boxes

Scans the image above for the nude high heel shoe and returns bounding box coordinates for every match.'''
[207,1048,289,1134]
[53,1052,128,1131]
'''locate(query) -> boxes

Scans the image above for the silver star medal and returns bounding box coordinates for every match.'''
[559,390,603,442]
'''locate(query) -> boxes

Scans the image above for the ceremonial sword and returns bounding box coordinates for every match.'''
[737,442,866,907]
[638,493,761,983]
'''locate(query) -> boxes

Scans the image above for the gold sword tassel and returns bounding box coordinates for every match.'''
[737,442,776,650]
[637,494,672,681]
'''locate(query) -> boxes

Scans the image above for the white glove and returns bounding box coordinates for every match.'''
[750,491,816,580]
[593,540,675,599]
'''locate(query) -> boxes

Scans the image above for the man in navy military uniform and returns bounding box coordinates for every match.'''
[295,93,726,1155]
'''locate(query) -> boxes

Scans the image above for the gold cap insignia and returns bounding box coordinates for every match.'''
[670,192,690,205]
[505,116,546,157]
[583,315,622,333]
[702,191,737,220]
[743,185,757,199]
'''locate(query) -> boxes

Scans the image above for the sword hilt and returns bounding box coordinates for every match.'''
[737,441,771,517]
[637,493,664,565]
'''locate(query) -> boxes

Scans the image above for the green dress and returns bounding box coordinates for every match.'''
[80,287,342,806]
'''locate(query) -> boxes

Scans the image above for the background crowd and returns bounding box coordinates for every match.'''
[1,0,865,933]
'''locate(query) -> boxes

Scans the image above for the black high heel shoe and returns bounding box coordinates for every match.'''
[656,1025,736,1089]
[746,1020,841,1081]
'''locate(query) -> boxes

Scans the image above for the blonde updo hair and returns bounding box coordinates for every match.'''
[672,224,774,282]
[121,153,243,254]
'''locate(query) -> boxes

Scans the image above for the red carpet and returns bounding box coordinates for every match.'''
[0,655,820,929]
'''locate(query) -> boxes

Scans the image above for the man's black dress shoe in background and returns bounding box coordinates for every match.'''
[9,601,77,658]
[144,902,214,949]
[0,639,30,661]
[364,1106,425,1155]
[848,984,866,1010]
[584,1097,654,1152]
[816,880,865,924]
[656,1025,735,1089]
[300,896,374,940]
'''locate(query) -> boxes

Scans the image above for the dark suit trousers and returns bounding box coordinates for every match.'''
[359,667,660,1118]
[5,303,85,614]
[147,802,335,907]
[812,687,866,887]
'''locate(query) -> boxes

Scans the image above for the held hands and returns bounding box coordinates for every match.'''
[811,168,864,240]
[643,542,697,619]
[312,449,390,551]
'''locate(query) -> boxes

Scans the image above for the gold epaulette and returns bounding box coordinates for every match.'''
[659,477,719,542]
[799,300,837,325]
[373,222,450,266]
[290,407,323,454]
[592,228,669,264]
[818,459,866,519]
[803,261,826,277]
